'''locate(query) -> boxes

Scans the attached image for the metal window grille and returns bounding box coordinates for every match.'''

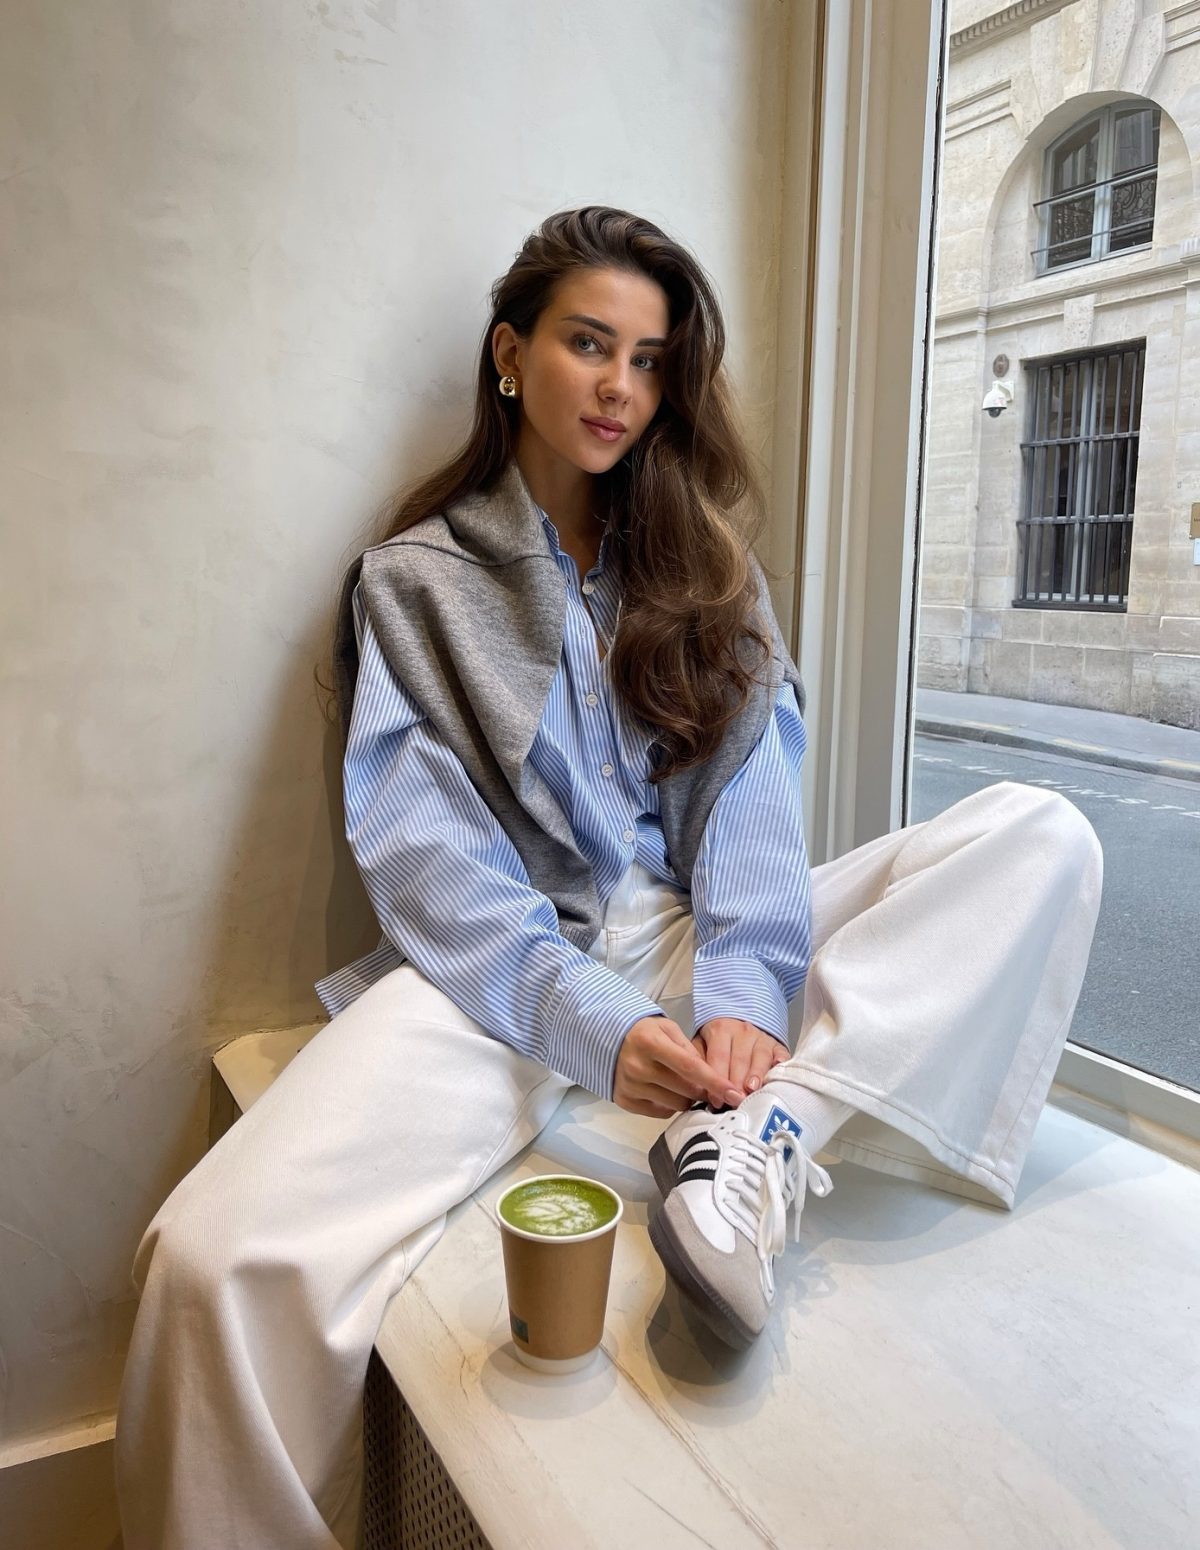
[1015,343,1145,611]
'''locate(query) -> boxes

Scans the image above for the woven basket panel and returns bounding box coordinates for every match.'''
[362,1347,492,1550]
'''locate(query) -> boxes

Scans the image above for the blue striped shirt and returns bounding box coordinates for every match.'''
[314,505,812,1098]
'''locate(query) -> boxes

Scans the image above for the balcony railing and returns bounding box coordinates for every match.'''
[1030,163,1157,270]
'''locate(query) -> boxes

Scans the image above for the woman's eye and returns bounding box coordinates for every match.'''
[572,335,660,371]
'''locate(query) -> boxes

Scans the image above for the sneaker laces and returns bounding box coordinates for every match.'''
[718,1119,834,1300]
[759,1133,834,1298]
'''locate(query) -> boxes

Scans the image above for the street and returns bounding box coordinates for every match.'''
[911,735,1200,1092]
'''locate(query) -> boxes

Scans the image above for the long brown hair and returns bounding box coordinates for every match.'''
[318,204,778,782]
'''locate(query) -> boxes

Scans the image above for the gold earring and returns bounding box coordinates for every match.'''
[498,374,519,398]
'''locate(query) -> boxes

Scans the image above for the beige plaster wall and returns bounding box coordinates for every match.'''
[0,0,792,1478]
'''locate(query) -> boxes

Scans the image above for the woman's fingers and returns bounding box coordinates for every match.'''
[728,1032,756,1095]
[689,1020,794,1102]
[698,1021,733,1090]
[693,1018,768,1103]
[652,1020,737,1106]
[614,1019,705,1112]
[745,1035,782,1093]
[613,1016,741,1115]
[615,1021,791,1116]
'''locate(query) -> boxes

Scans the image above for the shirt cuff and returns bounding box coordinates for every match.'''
[545,963,666,1101]
[692,954,791,1044]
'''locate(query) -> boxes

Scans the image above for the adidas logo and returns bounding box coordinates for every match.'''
[759,1104,803,1158]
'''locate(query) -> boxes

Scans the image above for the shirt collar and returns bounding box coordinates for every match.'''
[537,505,611,572]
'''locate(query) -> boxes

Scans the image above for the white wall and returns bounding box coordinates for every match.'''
[0,0,792,1507]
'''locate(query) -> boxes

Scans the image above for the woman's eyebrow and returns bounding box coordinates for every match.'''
[561,313,666,347]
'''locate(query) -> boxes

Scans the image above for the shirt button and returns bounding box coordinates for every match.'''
[585,692,599,707]
[623,828,635,843]
[581,580,595,594]
[601,763,614,777]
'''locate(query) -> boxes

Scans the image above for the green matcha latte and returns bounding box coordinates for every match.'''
[498,1176,620,1238]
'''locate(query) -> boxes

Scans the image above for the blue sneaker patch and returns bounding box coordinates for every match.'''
[759,1104,803,1157]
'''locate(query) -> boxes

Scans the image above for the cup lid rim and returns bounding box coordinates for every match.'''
[494,1172,624,1243]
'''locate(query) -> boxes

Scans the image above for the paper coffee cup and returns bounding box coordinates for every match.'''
[494,1174,623,1374]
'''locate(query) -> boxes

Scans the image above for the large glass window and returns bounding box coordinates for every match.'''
[1032,103,1160,274]
[911,61,1197,1118]
[1015,342,1145,610]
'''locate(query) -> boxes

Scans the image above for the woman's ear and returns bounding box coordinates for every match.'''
[491,320,519,378]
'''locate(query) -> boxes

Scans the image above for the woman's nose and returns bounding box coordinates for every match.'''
[599,364,632,404]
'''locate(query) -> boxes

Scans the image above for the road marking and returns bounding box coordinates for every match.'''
[912,754,1200,820]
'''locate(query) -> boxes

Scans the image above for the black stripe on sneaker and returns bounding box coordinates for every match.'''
[677,1163,718,1183]
[676,1132,717,1169]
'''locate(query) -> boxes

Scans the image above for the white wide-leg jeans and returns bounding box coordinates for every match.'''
[114,781,1103,1550]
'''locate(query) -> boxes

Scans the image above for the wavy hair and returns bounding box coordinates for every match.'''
[318,204,779,782]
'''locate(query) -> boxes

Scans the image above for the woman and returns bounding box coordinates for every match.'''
[115,205,1103,1550]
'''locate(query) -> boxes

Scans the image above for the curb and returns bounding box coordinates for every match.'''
[915,717,1200,786]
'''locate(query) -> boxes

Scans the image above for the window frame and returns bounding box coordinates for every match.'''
[778,1,1200,1165]
[1032,102,1161,277]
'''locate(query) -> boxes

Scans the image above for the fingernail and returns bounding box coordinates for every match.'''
[747,1077,760,1091]
[725,1089,742,1107]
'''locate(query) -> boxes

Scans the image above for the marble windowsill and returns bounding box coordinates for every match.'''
[214,1029,1200,1550]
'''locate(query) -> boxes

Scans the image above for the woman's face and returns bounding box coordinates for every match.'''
[494,266,670,473]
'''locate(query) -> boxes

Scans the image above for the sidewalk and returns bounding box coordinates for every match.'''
[915,688,1200,784]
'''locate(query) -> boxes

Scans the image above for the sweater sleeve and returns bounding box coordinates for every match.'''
[688,681,813,1043]
[342,607,666,1098]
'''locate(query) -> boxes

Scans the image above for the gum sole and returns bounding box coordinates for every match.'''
[648,1132,676,1197]
[647,1206,756,1351]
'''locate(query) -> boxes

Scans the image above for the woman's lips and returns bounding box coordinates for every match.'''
[582,419,624,443]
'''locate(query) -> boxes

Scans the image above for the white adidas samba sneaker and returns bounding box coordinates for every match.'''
[648,1105,833,1348]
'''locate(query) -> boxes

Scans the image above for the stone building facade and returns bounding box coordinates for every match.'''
[917,0,1200,727]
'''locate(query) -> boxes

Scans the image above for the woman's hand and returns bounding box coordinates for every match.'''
[614,1016,740,1118]
[695,1017,789,1100]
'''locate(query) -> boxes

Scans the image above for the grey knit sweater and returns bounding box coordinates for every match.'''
[332,456,806,950]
